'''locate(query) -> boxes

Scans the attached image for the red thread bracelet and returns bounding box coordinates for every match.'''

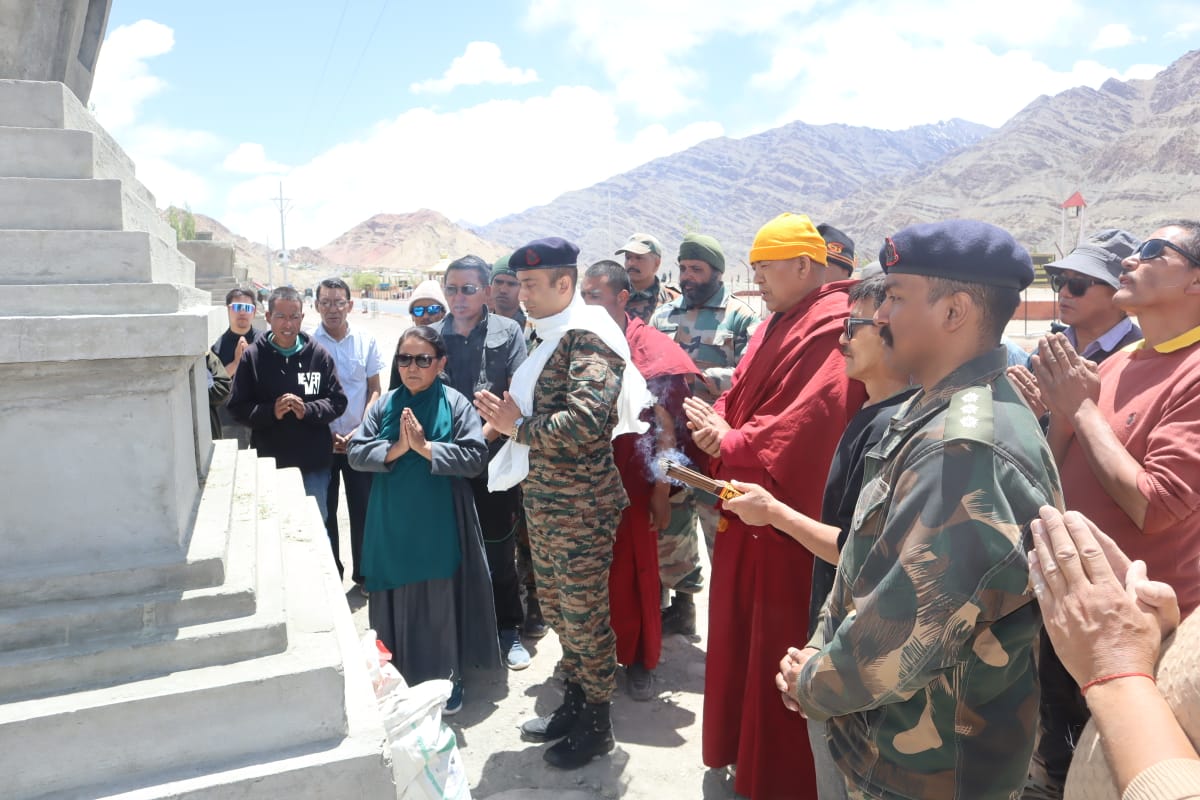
[1081,671,1155,695]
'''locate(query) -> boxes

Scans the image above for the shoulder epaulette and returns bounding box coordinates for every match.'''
[944,385,994,444]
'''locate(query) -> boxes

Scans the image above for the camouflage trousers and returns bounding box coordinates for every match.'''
[526,496,621,704]
[657,488,720,595]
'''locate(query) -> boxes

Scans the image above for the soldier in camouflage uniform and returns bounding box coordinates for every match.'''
[475,237,634,770]
[616,232,680,323]
[649,233,759,634]
[788,221,1064,800]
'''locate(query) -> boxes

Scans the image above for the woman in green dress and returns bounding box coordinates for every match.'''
[348,325,501,713]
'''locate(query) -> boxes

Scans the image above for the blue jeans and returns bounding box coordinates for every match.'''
[300,468,331,525]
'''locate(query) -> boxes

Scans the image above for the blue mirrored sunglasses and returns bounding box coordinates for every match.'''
[229,302,255,313]
[411,304,444,317]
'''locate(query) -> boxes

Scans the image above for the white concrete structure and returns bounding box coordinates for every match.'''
[0,79,395,798]
[179,234,251,305]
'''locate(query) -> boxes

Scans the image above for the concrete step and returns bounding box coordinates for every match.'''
[0,444,258,652]
[77,736,395,799]
[0,282,211,316]
[0,449,287,702]
[0,441,240,611]
[0,456,394,799]
[0,177,176,243]
[0,304,211,366]
[0,126,95,178]
[0,229,195,286]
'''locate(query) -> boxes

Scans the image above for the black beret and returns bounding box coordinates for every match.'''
[509,237,580,271]
[817,223,856,273]
[880,220,1034,290]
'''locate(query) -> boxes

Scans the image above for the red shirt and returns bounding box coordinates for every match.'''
[1060,328,1200,616]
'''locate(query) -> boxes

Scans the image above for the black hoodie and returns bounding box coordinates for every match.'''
[227,332,347,472]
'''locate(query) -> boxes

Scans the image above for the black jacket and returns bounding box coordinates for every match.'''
[227,333,347,471]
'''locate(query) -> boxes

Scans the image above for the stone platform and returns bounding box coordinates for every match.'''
[0,79,394,798]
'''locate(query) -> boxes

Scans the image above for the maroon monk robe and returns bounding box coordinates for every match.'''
[702,280,866,800]
[610,315,698,669]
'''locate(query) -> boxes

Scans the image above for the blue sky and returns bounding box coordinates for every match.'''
[93,0,1200,249]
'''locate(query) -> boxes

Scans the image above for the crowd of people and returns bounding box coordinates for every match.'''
[207,213,1200,800]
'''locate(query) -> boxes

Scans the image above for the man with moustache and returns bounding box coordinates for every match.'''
[783,221,1062,800]
[722,273,915,798]
[650,233,759,635]
[683,213,865,799]
[1027,221,1200,797]
[617,233,680,323]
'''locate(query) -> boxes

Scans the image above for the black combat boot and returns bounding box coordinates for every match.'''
[520,681,584,741]
[661,592,696,636]
[543,700,615,769]
[523,593,548,639]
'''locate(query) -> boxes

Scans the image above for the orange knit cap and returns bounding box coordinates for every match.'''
[749,212,828,265]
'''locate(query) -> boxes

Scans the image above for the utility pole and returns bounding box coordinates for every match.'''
[273,182,293,286]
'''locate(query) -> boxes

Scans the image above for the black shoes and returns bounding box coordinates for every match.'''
[544,700,615,769]
[523,594,548,639]
[521,681,584,742]
[661,592,697,636]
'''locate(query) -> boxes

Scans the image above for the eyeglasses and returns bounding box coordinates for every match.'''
[229,303,255,313]
[395,353,436,368]
[411,304,444,317]
[843,317,876,340]
[443,285,481,297]
[270,313,303,322]
[1134,238,1200,268]
[1050,273,1108,297]
[317,299,349,310]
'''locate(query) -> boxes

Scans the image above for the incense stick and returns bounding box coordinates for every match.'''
[659,459,743,501]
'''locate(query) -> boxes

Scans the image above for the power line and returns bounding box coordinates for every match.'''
[328,0,391,124]
[301,0,352,141]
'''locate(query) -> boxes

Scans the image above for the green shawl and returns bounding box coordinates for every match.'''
[361,380,459,591]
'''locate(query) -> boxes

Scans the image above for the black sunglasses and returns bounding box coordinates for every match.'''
[1134,238,1200,268]
[411,304,444,317]
[395,353,436,368]
[844,317,876,340]
[443,284,481,297]
[1050,273,1108,297]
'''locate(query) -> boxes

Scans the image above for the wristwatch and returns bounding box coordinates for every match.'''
[511,417,524,440]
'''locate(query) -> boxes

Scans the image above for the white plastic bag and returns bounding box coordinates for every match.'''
[361,629,406,698]
[378,679,470,800]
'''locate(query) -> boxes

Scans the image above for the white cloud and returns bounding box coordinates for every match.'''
[747,3,1159,130]
[1165,20,1200,40]
[90,20,174,130]
[223,143,290,175]
[410,41,539,94]
[525,0,1084,117]
[1090,23,1144,50]
[220,87,722,248]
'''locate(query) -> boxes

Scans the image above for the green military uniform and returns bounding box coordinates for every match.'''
[625,275,680,325]
[650,283,760,589]
[798,349,1064,800]
[516,329,627,704]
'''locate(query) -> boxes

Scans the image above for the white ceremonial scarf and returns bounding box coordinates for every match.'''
[488,293,651,491]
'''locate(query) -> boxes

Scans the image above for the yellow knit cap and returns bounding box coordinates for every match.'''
[749,213,828,265]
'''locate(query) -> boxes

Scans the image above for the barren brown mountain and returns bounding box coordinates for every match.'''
[319,209,509,268]
[829,48,1200,256]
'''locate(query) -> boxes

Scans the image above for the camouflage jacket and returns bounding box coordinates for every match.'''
[626,275,680,324]
[798,348,1063,800]
[649,284,759,403]
[515,329,628,513]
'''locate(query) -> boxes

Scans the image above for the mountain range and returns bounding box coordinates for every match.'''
[195,48,1200,276]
